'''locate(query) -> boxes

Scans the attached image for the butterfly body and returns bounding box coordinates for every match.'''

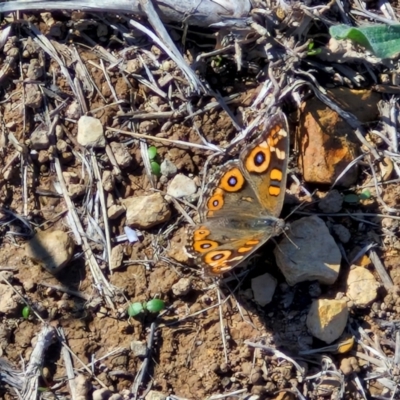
[187,111,289,275]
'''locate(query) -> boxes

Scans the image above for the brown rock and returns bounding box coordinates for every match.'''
[124,193,171,229]
[0,284,19,314]
[26,229,75,274]
[298,88,379,186]
[109,141,132,169]
[340,356,360,375]
[110,245,124,271]
[306,299,348,344]
[25,83,42,108]
[346,266,379,306]
[107,204,125,220]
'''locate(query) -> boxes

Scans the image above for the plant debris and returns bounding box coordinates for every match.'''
[0,0,400,399]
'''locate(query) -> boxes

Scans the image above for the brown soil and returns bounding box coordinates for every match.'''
[0,7,400,400]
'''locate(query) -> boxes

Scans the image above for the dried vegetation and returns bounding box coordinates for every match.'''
[0,0,400,399]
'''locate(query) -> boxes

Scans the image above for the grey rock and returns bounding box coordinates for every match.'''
[251,273,277,306]
[274,216,341,285]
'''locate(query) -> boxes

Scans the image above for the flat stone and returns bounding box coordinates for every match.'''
[124,193,171,229]
[26,229,75,274]
[251,273,277,306]
[131,340,148,357]
[109,141,132,169]
[306,299,349,344]
[296,88,380,186]
[30,128,50,150]
[108,204,125,220]
[346,266,379,307]
[167,174,196,198]
[274,216,341,286]
[110,245,124,271]
[77,116,105,148]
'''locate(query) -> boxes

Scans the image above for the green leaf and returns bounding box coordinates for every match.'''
[128,302,144,317]
[359,189,371,200]
[344,194,359,204]
[330,24,400,59]
[150,161,161,176]
[145,299,165,313]
[22,306,30,319]
[148,146,158,160]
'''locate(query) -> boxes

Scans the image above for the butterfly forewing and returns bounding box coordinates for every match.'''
[240,111,289,217]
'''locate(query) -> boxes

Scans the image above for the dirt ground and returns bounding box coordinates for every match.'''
[1,6,400,400]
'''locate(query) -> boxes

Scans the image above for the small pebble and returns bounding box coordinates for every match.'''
[102,170,115,192]
[30,129,50,150]
[220,362,230,373]
[124,193,171,229]
[130,340,148,357]
[77,116,105,148]
[171,278,192,296]
[109,141,132,169]
[145,390,167,400]
[92,389,114,400]
[332,224,351,243]
[160,159,178,178]
[167,174,197,198]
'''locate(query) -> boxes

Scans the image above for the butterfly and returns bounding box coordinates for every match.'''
[187,111,289,275]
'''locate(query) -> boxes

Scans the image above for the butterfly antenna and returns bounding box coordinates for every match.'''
[282,226,300,250]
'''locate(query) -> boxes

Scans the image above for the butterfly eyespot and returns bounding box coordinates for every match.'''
[207,193,224,211]
[194,227,210,240]
[204,250,232,265]
[254,151,266,166]
[245,145,271,173]
[219,168,245,192]
[194,240,219,253]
